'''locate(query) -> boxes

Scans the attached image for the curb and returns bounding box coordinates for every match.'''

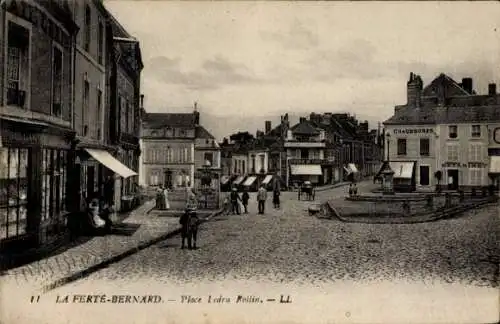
[325,199,497,224]
[41,207,224,293]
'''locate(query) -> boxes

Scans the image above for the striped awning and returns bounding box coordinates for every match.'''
[220,175,230,185]
[489,156,500,173]
[243,176,257,186]
[233,176,245,185]
[389,162,415,178]
[262,175,273,185]
[290,164,322,176]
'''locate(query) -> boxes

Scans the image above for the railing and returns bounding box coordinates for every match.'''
[7,88,26,108]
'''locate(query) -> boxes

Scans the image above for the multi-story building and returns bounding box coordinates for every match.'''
[194,124,221,187]
[140,110,198,189]
[0,0,78,248]
[245,144,270,190]
[383,72,500,191]
[108,14,143,211]
[231,152,248,187]
[285,117,332,187]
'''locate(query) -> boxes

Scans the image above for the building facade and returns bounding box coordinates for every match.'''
[194,125,221,188]
[1,0,78,248]
[140,111,198,189]
[384,72,500,191]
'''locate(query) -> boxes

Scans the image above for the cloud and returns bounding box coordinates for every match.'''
[260,19,318,50]
[145,55,258,90]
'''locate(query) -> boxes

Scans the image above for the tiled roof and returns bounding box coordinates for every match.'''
[291,120,320,135]
[142,113,196,129]
[384,105,500,125]
[195,126,215,139]
[422,73,471,97]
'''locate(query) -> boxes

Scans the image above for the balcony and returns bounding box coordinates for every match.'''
[284,141,326,148]
[288,158,334,165]
[6,88,26,108]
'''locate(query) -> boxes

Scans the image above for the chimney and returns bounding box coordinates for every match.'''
[489,83,496,95]
[407,72,423,108]
[265,121,271,134]
[462,78,473,94]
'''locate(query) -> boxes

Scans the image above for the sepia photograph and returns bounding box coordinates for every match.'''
[0,0,499,323]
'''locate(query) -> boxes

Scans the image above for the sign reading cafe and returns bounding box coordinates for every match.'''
[392,128,434,135]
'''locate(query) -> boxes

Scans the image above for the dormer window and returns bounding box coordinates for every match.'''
[448,125,458,139]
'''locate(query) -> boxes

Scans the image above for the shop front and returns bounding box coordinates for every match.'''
[289,164,322,186]
[1,118,74,250]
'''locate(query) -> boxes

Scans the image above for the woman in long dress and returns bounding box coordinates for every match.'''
[163,186,170,210]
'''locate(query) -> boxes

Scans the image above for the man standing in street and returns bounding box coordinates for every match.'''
[272,177,281,209]
[257,184,267,214]
[241,188,250,214]
[230,187,242,215]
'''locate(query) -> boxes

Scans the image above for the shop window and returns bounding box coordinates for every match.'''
[41,149,68,231]
[471,125,481,138]
[397,139,407,156]
[6,21,30,108]
[419,138,430,156]
[0,148,29,240]
[448,125,458,139]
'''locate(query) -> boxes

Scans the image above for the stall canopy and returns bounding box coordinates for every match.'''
[489,156,500,174]
[220,175,230,185]
[262,175,273,185]
[84,148,137,178]
[290,164,322,176]
[348,163,358,173]
[243,176,257,186]
[233,176,245,185]
[389,162,415,178]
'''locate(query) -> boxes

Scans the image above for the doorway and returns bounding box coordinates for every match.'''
[419,166,430,186]
[447,169,459,190]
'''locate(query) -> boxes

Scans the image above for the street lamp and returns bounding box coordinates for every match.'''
[386,133,391,162]
[382,132,394,195]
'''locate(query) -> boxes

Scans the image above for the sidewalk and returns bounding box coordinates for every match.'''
[0,200,223,292]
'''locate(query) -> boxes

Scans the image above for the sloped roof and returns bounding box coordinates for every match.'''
[422,73,470,97]
[384,105,500,125]
[291,120,320,135]
[142,112,196,129]
[195,126,215,139]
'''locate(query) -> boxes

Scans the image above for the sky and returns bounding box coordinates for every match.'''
[106,1,500,139]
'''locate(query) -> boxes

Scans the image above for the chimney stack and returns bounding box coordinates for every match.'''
[489,83,496,95]
[265,121,271,134]
[407,72,423,108]
[462,78,473,94]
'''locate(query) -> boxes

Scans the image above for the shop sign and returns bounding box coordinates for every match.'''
[392,128,434,135]
[442,162,487,168]
[2,128,38,144]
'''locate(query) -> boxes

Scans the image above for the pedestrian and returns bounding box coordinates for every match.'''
[241,188,250,214]
[230,187,241,215]
[272,177,280,209]
[222,196,231,215]
[352,183,358,196]
[180,188,199,249]
[156,186,164,209]
[257,184,267,214]
[162,186,170,210]
[348,183,353,197]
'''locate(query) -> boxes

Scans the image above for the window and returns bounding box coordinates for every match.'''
[397,139,407,156]
[469,169,482,186]
[448,125,458,138]
[120,97,127,135]
[471,125,481,138]
[40,149,67,237]
[83,80,89,136]
[84,5,91,51]
[204,153,213,166]
[6,21,30,108]
[149,170,159,186]
[184,148,189,162]
[233,162,237,174]
[419,138,430,156]
[97,89,102,139]
[447,144,459,161]
[0,148,29,240]
[117,96,123,135]
[98,21,104,64]
[469,144,483,162]
[51,46,63,117]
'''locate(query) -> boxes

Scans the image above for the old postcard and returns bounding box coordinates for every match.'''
[0,0,499,323]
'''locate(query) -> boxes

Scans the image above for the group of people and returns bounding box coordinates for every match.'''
[86,194,115,233]
[225,179,281,215]
[156,185,170,210]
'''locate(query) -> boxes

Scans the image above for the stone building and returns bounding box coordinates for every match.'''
[0,0,78,248]
[383,72,500,192]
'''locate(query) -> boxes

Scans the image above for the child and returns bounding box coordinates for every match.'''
[241,189,250,214]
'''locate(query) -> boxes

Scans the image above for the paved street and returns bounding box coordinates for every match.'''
[51,182,498,288]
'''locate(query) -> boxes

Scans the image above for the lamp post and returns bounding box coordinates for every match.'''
[386,133,391,162]
[382,132,394,195]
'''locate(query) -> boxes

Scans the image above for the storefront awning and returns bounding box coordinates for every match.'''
[489,156,500,173]
[84,148,137,178]
[290,164,322,176]
[389,161,415,179]
[243,176,257,186]
[233,176,245,185]
[348,163,359,174]
[220,175,230,185]
[262,175,273,185]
